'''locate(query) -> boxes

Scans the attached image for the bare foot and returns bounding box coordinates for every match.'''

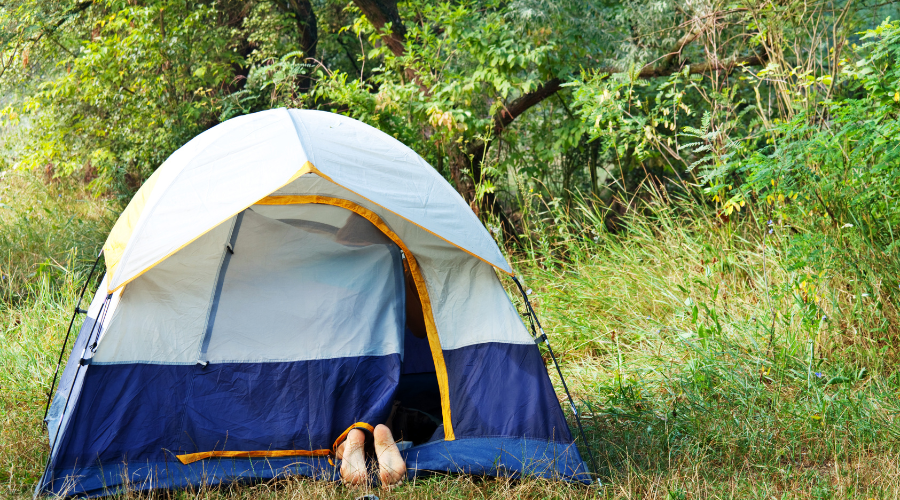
[373,424,406,487]
[339,429,367,486]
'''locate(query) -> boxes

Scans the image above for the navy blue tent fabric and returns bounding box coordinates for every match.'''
[51,357,401,470]
[41,436,589,498]
[444,342,573,442]
[404,437,589,482]
[37,214,590,496]
[38,341,590,497]
[401,327,435,375]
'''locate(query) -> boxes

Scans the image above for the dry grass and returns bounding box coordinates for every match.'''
[1,277,75,496]
[2,179,900,499]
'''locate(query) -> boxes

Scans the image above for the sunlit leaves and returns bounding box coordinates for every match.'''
[4,0,244,194]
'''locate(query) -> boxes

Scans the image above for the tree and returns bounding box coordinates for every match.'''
[0,0,852,237]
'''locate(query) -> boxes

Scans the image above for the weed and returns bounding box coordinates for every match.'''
[3,182,900,499]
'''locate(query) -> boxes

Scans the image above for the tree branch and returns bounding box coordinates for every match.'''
[464,77,563,179]
[466,53,767,188]
[630,54,767,79]
[286,0,317,58]
[24,1,93,44]
[56,1,93,28]
[352,0,406,57]
[645,17,707,74]
[351,0,430,91]
[485,54,766,154]
[494,78,563,136]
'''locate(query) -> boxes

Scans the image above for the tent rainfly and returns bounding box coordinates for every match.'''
[37,109,591,497]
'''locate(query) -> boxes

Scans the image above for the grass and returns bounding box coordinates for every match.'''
[0,173,113,496]
[511,190,900,498]
[2,175,899,499]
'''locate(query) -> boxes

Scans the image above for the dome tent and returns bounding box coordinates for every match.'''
[37,109,591,497]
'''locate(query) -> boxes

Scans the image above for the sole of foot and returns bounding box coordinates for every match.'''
[340,428,367,487]
[373,424,406,488]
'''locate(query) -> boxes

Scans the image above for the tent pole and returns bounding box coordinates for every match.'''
[42,250,103,428]
[36,285,112,499]
[511,276,600,485]
[37,289,112,499]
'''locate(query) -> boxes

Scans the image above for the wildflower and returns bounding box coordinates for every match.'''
[815,372,823,378]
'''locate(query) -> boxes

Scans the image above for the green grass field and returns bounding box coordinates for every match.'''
[2,174,899,499]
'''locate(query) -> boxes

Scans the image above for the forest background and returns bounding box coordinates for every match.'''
[1,0,900,498]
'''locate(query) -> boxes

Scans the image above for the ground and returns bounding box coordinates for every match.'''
[2,176,899,499]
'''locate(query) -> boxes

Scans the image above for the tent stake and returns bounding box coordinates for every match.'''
[42,250,103,428]
[512,276,600,485]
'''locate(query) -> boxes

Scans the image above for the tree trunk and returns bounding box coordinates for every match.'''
[351,0,406,57]
[283,0,317,93]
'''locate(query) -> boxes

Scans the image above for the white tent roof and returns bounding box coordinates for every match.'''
[104,108,512,291]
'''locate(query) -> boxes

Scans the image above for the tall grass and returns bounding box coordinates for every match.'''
[2,178,900,499]
[511,187,900,497]
[0,173,112,497]
[0,276,78,495]
[0,172,112,303]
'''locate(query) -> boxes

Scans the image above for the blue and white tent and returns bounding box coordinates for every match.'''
[38,109,590,497]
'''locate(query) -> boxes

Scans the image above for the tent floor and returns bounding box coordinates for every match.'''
[39,436,590,497]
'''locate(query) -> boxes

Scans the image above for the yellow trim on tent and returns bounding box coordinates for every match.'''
[256,195,456,441]
[102,168,162,284]
[282,160,334,185]
[176,448,331,465]
[105,161,318,293]
[281,173,513,277]
[331,422,375,453]
[105,159,510,293]
[328,421,375,464]
[176,421,378,466]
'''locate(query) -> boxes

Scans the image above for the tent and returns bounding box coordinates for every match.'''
[37,109,591,497]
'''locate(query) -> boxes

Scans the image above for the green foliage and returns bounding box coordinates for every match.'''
[0,0,895,213]
[516,191,900,493]
[243,1,304,64]
[2,2,900,497]
[220,50,314,118]
[306,0,567,174]
[570,68,702,177]
[722,21,900,310]
[3,0,244,194]
[0,275,80,492]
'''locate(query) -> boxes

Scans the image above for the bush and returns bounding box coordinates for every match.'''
[713,21,900,341]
